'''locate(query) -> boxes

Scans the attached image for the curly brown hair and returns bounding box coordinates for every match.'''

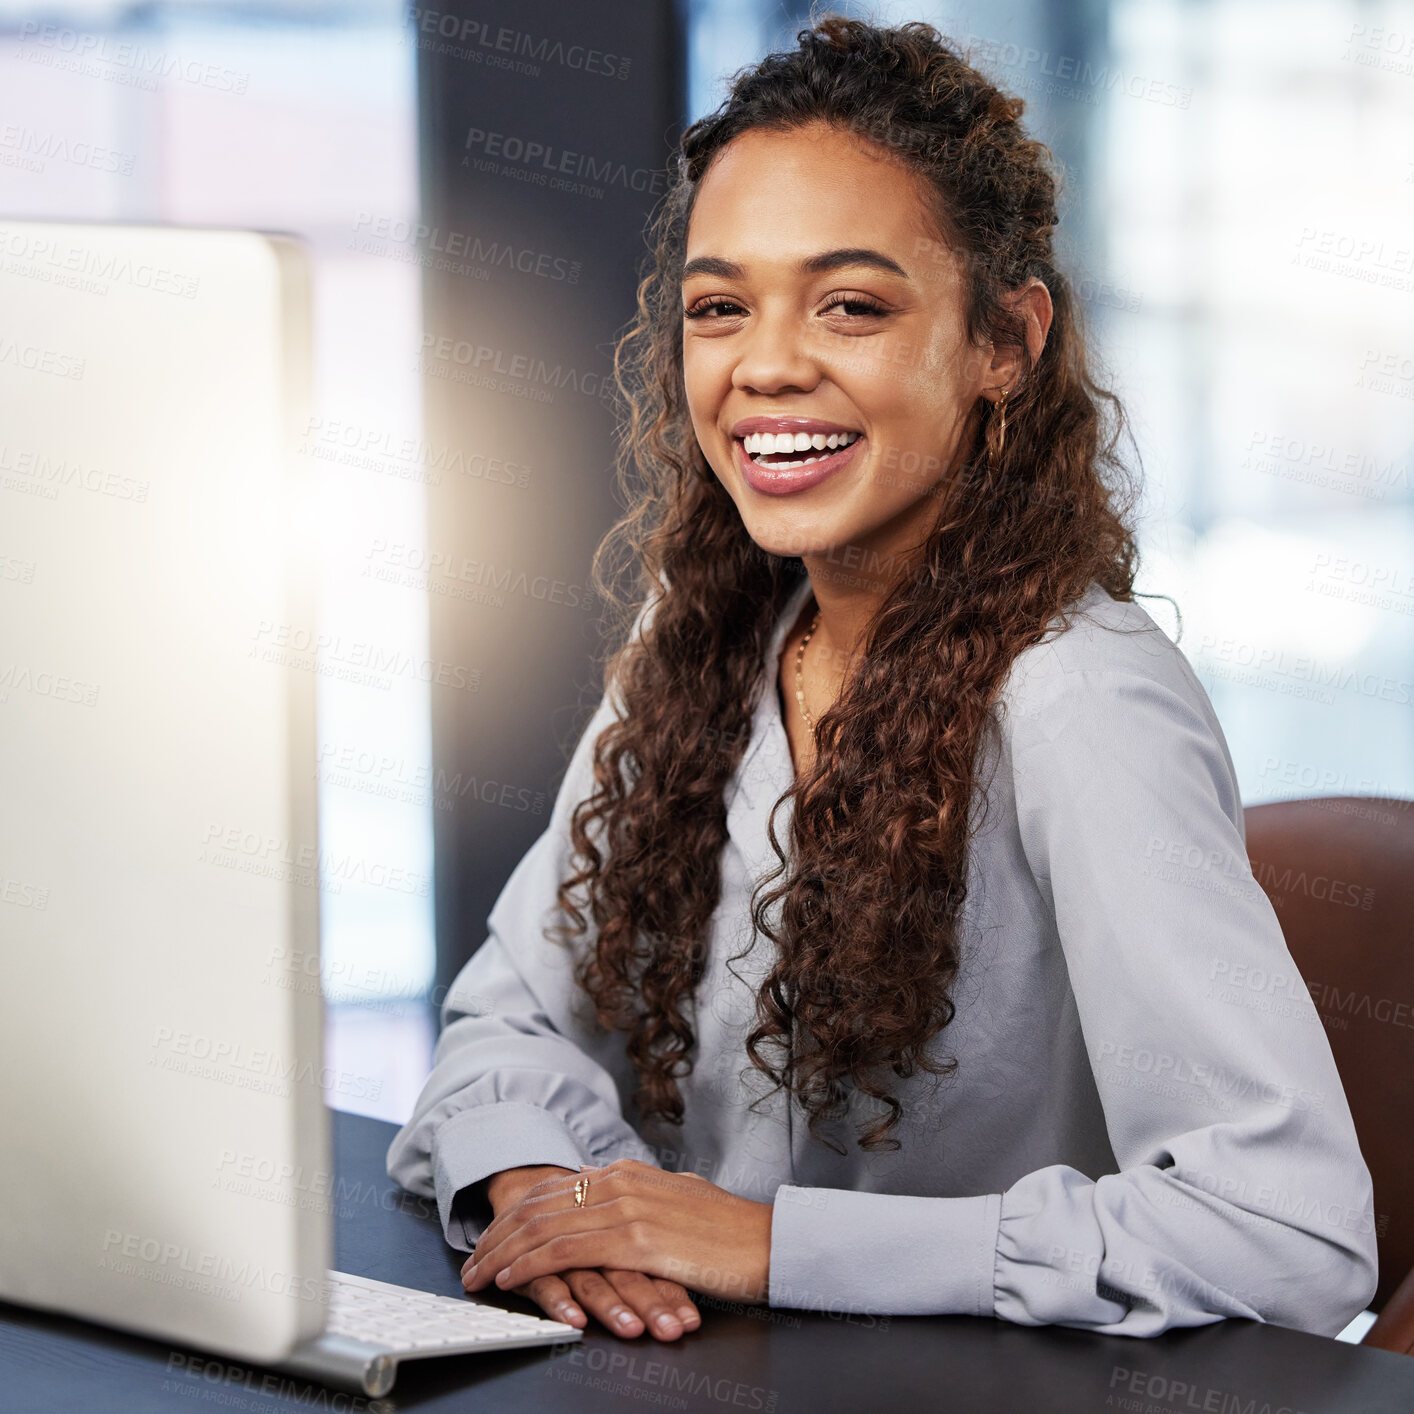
[548,12,1145,1152]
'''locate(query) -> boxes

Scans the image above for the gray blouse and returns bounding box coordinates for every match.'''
[386,576,1378,1338]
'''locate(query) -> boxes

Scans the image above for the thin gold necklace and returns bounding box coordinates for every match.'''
[794,609,822,736]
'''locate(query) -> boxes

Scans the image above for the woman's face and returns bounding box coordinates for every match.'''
[681,120,1004,586]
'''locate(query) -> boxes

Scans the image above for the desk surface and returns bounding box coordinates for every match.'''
[5,1108,1414,1412]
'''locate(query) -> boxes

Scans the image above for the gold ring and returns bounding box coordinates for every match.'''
[573,1177,589,1208]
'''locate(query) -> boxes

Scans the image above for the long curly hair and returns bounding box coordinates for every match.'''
[547,13,1143,1152]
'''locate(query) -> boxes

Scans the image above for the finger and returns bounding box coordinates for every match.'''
[508,1273,585,1330]
[464,1197,634,1291]
[491,1227,652,1294]
[561,1268,644,1338]
[603,1268,697,1341]
[652,1277,702,1328]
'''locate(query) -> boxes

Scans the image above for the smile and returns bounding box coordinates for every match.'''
[734,431,865,496]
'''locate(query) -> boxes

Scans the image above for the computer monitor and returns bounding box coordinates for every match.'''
[0,219,328,1365]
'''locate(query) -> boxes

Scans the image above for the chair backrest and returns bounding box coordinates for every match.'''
[1243,796,1414,1318]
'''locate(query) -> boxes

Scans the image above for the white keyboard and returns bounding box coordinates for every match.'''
[323,1268,578,1352]
[277,1268,581,1397]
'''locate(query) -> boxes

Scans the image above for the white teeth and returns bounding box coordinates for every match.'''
[742,429,859,457]
[756,453,825,468]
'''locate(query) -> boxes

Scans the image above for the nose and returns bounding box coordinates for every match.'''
[730,306,821,396]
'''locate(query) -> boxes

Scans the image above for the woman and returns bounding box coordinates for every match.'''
[387,16,1377,1345]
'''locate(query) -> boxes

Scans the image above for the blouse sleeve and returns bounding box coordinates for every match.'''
[767,658,1379,1337]
[385,607,662,1253]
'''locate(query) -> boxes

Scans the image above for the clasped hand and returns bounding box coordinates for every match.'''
[461,1159,772,1339]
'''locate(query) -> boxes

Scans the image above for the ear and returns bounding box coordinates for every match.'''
[984,277,1053,396]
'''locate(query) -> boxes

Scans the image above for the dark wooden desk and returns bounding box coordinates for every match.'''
[5,1109,1413,1411]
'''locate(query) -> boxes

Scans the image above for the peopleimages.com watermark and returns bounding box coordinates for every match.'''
[0,120,135,176]
[0,226,200,299]
[1091,1040,1326,1116]
[1353,346,1414,401]
[0,442,148,501]
[250,619,482,694]
[1241,429,1410,500]
[17,22,250,94]
[163,1351,392,1412]
[1341,21,1414,79]
[149,1025,383,1104]
[361,538,594,613]
[315,738,547,817]
[212,1146,437,1224]
[0,334,85,379]
[460,126,668,202]
[349,211,581,286]
[1107,1362,1311,1414]
[0,661,100,708]
[1,873,49,909]
[298,414,533,490]
[404,10,632,82]
[965,35,1193,107]
[415,329,615,404]
[545,1341,779,1411]
[100,1227,324,1304]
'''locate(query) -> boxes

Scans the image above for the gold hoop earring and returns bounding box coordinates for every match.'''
[987,386,1009,471]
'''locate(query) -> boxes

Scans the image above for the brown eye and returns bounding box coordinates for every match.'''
[684,298,746,319]
[820,294,889,318]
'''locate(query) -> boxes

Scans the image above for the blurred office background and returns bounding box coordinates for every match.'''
[1,0,1410,1165]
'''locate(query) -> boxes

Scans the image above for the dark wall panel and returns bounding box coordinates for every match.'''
[413,1,686,992]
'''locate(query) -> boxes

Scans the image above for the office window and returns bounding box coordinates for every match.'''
[1104,0,1414,805]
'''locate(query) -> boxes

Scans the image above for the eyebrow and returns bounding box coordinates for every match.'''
[681,247,910,283]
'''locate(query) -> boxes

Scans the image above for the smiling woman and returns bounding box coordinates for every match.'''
[387,14,1377,1349]
[679,129,1052,579]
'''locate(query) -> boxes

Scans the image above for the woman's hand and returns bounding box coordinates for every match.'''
[472,1164,703,1341]
[491,1264,702,1341]
[463,1159,772,1312]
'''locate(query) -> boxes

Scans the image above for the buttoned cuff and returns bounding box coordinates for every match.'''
[432,1101,587,1251]
[767,1185,1002,1317]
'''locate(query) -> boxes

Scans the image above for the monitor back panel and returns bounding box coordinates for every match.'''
[0,221,327,1365]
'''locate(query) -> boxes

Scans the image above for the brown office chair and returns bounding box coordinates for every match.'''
[1243,796,1414,1355]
